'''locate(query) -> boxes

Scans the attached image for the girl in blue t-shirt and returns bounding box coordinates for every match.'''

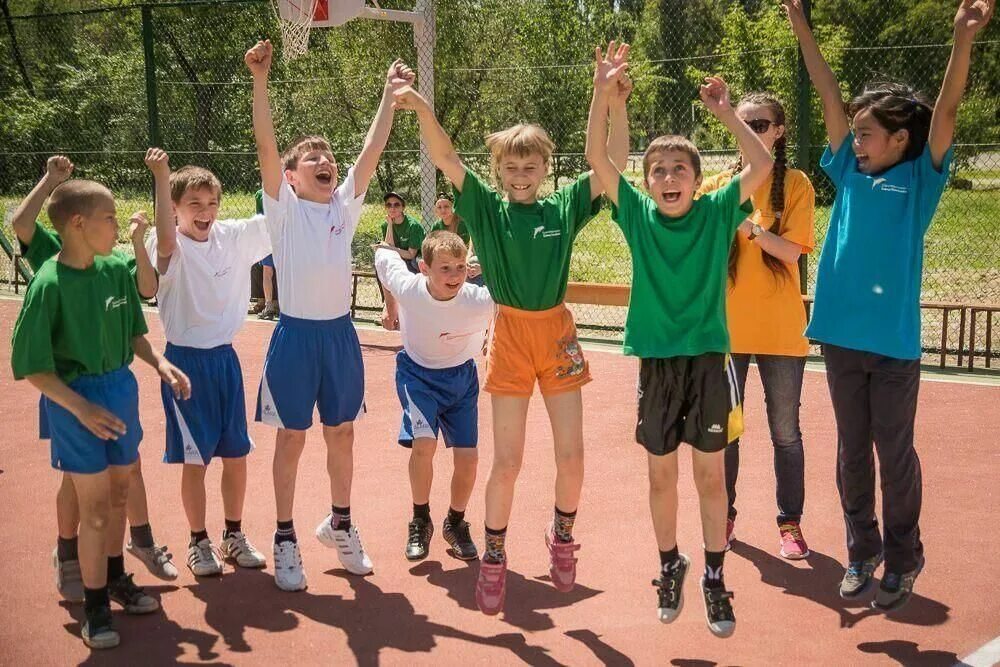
[783,0,992,612]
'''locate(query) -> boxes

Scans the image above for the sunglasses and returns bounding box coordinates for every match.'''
[745,118,778,134]
[385,202,403,209]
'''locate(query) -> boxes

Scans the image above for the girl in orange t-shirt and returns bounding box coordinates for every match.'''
[699,92,816,561]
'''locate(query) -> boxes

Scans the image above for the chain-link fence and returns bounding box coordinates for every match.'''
[1,0,998,365]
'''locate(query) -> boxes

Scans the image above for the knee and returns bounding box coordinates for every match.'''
[693,465,725,496]
[490,455,522,482]
[410,442,436,460]
[648,466,678,495]
[770,423,802,449]
[325,423,354,446]
[80,497,111,530]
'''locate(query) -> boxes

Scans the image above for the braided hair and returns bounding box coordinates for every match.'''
[728,93,790,285]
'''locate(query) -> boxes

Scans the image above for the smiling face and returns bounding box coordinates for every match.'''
[286,148,338,203]
[498,152,547,204]
[174,186,220,242]
[644,149,702,217]
[851,107,909,174]
[421,250,468,301]
[385,196,405,224]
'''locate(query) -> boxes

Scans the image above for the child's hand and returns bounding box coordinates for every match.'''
[158,359,191,400]
[372,242,395,252]
[380,307,399,331]
[129,211,149,243]
[46,155,74,184]
[392,85,429,112]
[144,147,170,179]
[387,59,416,89]
[75,401,127,440]
[954,0,994,37]
[780,0,807,27]
[699,76,734,118]
[245,40,273,77]
[593,40,629,94]
[611,74,634,107]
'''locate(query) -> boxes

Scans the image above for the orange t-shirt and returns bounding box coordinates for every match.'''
[698,168,816,357]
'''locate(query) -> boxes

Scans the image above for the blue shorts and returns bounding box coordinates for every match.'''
[256,313,365,430]
[41,366,143,474]
[163,343,253,465]
[395,351,479,448]
[260,254,274,268]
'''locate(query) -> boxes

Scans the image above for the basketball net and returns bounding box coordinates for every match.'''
[271,0,317,61]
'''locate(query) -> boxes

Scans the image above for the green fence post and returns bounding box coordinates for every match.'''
[795,0,812,296]
[141,5,160,149]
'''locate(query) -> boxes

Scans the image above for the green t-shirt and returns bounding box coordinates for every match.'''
[380,214,426,256]
[429,218,471,246]
[612,174,749,358]
[11,254,148,384]
[454,168,600,310]
[255,188,264,215]
[20,221,140,280]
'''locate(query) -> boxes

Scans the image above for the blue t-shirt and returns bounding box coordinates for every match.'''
[806,134,953,360]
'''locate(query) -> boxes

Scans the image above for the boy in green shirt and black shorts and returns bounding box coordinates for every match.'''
[11,178,190,650]
[587,57,774,637]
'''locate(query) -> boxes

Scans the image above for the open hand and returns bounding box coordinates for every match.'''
[158,360,191,400]
[594,40,629,94]
[75,401,127,440]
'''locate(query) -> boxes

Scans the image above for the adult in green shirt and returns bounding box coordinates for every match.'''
[379,191,425,274]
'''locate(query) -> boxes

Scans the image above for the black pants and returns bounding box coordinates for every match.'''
[823,344,923,573]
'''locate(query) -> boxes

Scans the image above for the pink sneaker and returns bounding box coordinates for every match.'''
[725,517,736,551]
[475,558,507,615]
[779,521,810,560]
[544,525,580,592]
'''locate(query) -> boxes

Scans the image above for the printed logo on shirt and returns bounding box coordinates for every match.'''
[438,331,475,342]
[105,296,128,311]
[532,225,562,240]
[870,177,909,194]
[214,266,232,279]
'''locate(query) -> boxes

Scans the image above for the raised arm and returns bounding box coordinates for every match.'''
[701,77,774,203]
[246,40,282,200]
[590,42,632,200]
[782,0,850,152]
[128,211,158,299]
[930,0,994,168]
[585,44,630,206]
[352,60,415,198]
[12,156,74,246]
[393,86,467,191]
[143,148,175,273]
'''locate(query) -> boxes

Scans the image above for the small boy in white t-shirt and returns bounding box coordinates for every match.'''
[374,231,493,562]
[144,149,271,577]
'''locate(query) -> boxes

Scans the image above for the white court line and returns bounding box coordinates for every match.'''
[955,635,1000,667]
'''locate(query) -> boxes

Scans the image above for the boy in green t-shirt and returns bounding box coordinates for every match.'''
[587,56,774,637]
[10,157,179,598]
[11,178,191,650]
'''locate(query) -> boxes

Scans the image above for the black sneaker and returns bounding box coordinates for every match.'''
[405,518,433,561]
[652,553,690,624]
[839,552,883,599]
[82,604,119,649]
[700,577,736,638]
[108,573,159,614]
[872,555,924,612]
[442,518,478,561]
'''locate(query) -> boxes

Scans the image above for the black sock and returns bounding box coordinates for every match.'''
[660,546,680,573]
[412,503,431,522]
[446,507,465,526]
[275,520,296,544]
[331,505,351,531]
[190,529,209,546]
[129,523,155,549]
[107,555,125,582]
[704,549,726,589]
[484,525,507,563]
[84,586,109,614]
[57,536,78,562]
[224,519,242,537]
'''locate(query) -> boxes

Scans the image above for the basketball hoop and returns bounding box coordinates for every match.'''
[272,0,368,60]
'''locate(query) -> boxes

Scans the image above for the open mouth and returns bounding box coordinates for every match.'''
[193,219,211,232]
[315,169,333,186]
[662,191,681,204]
[445,281,462,290]
[511,184,531,192]
[856,152,869,168]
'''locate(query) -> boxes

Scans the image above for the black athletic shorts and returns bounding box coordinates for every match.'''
[636,353,744,455]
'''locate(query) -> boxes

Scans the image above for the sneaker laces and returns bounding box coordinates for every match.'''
[407,520,427,546]
[447,519,473,544]
[227,532,255,556]
[274,542,302,568]
[150,544,173,565]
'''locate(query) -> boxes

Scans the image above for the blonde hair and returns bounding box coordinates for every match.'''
[484,123,555,183]
[421,230,468,266]
[642,135,702,181]
[281,135,333,171]
[169,166,222,203]
[47,180,114,232]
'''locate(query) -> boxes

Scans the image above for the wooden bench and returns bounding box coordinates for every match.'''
[968,304,1000,370]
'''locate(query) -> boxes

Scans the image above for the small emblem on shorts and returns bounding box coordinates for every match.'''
[555,337,585,378]
[708,424,724,434]
[415,418,425,428]
[264,403,274,414]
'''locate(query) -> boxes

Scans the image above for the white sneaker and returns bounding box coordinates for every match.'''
[126,542,179,581]
[186,538,223,577]
[273,540,307,591]
[315,515,374,575]
[220,531,267,569]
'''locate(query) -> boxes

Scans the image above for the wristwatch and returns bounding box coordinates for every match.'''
[748,222,764,241]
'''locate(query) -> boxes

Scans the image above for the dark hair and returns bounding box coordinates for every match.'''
[383,191,406,205]
[730,92,790,284]
[847,81,933,162]
[643,135,702,180]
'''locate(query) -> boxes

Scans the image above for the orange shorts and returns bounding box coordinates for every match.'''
[484,304,591,397]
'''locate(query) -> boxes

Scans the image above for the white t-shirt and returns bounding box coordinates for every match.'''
[262,168,365,320]
[148,216,271,349]
[374,248,494,369]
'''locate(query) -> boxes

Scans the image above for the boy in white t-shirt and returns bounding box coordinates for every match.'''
[144,149,271,577]
[374,231,493,562]
[246,39,413,590]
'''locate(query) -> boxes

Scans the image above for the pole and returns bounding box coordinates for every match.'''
[141,5,161,149]
[795,0,812,296]
[413,0,436,228]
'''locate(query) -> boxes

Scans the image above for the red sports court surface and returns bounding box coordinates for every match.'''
[0,297,997,666]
